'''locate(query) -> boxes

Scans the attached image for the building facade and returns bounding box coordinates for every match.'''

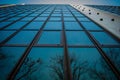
[0,4,120,80]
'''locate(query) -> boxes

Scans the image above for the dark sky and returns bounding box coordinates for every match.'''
[0,0,120,6]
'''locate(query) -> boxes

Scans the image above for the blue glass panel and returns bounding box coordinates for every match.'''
[51,14,61,16]
[43,11,51,14]
[0,47,26,80]
[66,31,93,45]
[63,13,72,17]
[34,17,47,21]
[0,22,11,29]
[68,48,117,80]
[0,17,6,21]
[24,22,43,29]
[44,22,62,30]
[38,31,61,44]
[73,13,83,17]
[77,17,90,21]
[15,47,63,80]
[7,17,21,21]
[7,31,37,44]
[0,31,15,42]
[103,48,120,72]
[91,32,119,45]
[40,13,50,16]
[64,17,76,21]
[18,13,28,16]
[29,13,38,16]
[49,17,61,21]
[65,22,82,30]
[21,17,34,21]
[6,22,27,29]
[81,22,103,30]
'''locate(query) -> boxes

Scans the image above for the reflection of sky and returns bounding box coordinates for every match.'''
[0,0,120,6]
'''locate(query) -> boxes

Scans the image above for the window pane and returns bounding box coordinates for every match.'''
[0,31,15,42]
[15,47,63,80]
[21,17,34,21]
[49,17,61,21]
[40,13,50,16]
[18,13,28,16]
[44,22,62,30]
[91,32,119,45]
[0,47,26,80]
[74,13,84,17]
[51,14,61,16]
[7,17,21,21]
[38,31,61,44]
[64,17,76,21]
[6,22,27,29]
[68,48,117,80]
[29,13,38,16]
[34,17,47,21]
[103,48,120,72]
[77,17,90,21]
[81,22,103,30]
[0,22,11,29]
[65,22,82,30]
[63,13,72,17]
[7,31,37,44]
[24,22,44,29]
[66,31,93,45]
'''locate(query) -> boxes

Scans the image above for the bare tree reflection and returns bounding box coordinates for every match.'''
[88,48,119,80]
[0,48,7,60]
[16,57,42,80]
[106,48,120,69]
[48,54,88,80]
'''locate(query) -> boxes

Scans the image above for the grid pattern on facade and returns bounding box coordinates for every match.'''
[0,4,120,80]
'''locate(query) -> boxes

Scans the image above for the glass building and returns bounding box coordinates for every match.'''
[0,4,120,80]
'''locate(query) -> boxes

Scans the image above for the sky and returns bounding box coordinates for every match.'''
[0,0,120,6]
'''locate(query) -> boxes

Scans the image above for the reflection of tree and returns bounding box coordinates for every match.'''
[88,48,119,80]
[16,57,42,80]
[0,48,7,60]
[48,54,88,80]
[106,48,120,69]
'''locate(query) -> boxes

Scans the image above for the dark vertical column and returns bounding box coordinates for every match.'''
[61,6,72,80]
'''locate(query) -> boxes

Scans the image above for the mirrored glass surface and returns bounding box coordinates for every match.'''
[15,47,63,80]
[38,31,61,44]
[0,47,26,80]
[68,48,117,80]
[7,31,37,44]
[66,31,93,45]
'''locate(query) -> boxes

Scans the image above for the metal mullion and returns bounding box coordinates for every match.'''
[66,30,84,31]
[0,6,49,46]
[68,5,120,80]
[7,5,55,80]
[88,30,104,32]
[68,45,95,48]
[44,29,62,31]
[35,44,62,47]
[2,44,29,47]
[102,45,120,48]
[61,8,73,80]
[0,6,46,30]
